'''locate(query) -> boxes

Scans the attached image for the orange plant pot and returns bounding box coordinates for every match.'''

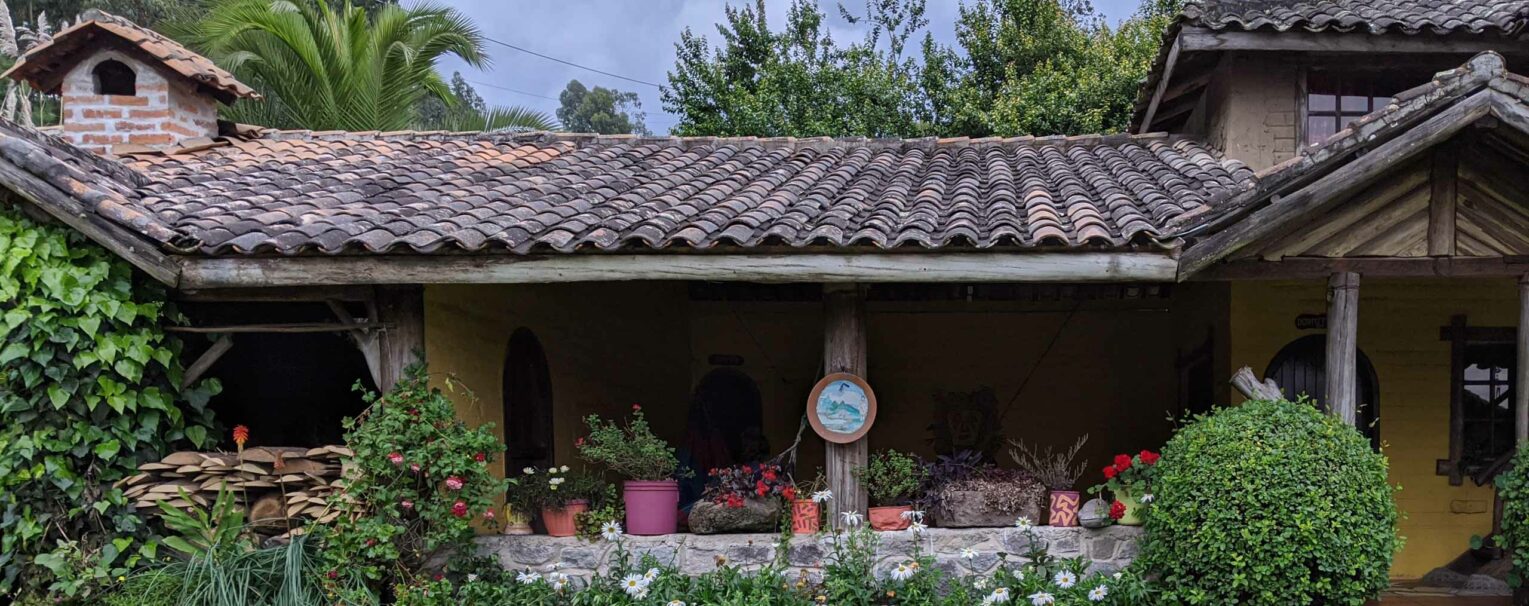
[868,505,912,531]
[791,499,821,534]
[541,500,588,537]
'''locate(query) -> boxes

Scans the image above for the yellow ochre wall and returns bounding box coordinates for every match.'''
[1228,278,1518,579]
[424,283,1209,499]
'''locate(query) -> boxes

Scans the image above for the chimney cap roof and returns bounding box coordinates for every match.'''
[2,9,260,104]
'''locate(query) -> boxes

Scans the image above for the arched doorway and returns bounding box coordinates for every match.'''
[503,328,553,472]
[1265,334,1381,448]
[679,368,765,506]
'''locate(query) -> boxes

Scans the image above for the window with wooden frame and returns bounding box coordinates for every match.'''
[1304,70,1429,147]
[1438,317,1519,485]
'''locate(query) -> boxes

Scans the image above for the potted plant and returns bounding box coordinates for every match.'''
[690,461,795,534]
[1009,435,1089,527]
[503,471,537,535]
[854,449,929,531]
[518,465,601,537]
[791,473,831,535]
[1089,449,1159,526]
[924,450,1045,528]
[577,405,686,535]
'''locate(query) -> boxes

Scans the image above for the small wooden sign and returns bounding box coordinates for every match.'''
[807,373,877,444]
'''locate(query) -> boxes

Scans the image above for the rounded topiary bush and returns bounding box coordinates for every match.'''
[1141,398,1398,605]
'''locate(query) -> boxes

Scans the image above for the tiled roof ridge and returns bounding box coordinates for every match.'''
[247,127,1208,151]
[1179,0,1529,35]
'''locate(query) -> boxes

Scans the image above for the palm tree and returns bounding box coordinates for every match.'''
[180,0,547,132]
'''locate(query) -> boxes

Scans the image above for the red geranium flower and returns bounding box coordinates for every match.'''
[783,486,797,501]
[725,494,744,508]
[474,452,487,463]
[1113,454,1133,472]
[1109,500,1126,520]
[755,480,768,497]
[451,501,468,517]
[1102,465,1118,479]
[387,452,404,466]
[575,437,586,447]
[1139,450,1160,465]
[632,404,642,412]
[762,469,778,482]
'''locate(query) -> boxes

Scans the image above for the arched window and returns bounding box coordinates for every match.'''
[1265,334,1381,448]
[503,328,553,472]
[92,60,136,96]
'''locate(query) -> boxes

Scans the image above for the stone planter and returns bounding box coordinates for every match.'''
[689,498,782,534]
[932,490,1043,528]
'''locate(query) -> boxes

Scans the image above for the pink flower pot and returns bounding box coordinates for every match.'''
[623,480,679,535]
[1048,490,1081,527]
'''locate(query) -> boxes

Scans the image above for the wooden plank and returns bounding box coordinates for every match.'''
[1138,33,1183,134]
[1518,277,1529,444]
[174,286,375,303]
[1179,92,1492,277]
[0,161,181,285]
[1325,272,1360,426]
[163,322,389,334]
[823,284,868,522]
[1448,314,1468,486]
[1178,27,1525,55]
[1428,143,1459,256]
[1193,256,1529,280]
[376,286,424,391]
[1251,165,1428,259]
[180,336,232,390]
[179,252,1181,288]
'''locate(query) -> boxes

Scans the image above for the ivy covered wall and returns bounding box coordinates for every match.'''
[0,205,218,602]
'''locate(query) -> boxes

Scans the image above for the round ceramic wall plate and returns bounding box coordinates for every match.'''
[807,372,877,444]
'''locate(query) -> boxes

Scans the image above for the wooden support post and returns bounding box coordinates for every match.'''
[1325,272,1361,425]
[823,284,868,521]
[376,286,425,391]
[1517,276,1529,444]
[1428,143,1459,257]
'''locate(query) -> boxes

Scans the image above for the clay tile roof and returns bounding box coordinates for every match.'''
[82,130,1258,256]
[3,9,259,103]
[1182,0,1529,35]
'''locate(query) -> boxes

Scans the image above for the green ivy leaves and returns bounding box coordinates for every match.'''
[0,208,218,601]
[1494,446,1529,588]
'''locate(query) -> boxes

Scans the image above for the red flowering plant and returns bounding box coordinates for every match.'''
[317,364,508,601]
[703,461,796,508]
[1089,449,1162,519]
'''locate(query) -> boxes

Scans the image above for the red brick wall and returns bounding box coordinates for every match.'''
[59,50,218,153]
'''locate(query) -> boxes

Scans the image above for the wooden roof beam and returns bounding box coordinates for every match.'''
[1179,28,1529,55]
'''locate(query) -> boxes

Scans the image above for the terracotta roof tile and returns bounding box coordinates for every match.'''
[1182,0,1529,34]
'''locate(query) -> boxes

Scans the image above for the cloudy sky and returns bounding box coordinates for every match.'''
[433,0,1140,134]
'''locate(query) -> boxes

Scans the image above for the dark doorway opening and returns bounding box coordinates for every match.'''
[1265,334,1381,448]
[93,60,137,96]
[503,328,554,472]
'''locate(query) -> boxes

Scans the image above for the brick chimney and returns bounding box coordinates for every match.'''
[1,10,260,154]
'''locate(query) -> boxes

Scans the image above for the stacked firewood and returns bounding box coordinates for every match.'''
[118,445,354,535]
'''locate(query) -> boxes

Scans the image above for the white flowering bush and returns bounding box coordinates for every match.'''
[394,514,1153,605]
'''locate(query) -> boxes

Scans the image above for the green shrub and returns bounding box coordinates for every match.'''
[1141,398,1398,605]
[854,449,929,506]
[0,207,218,601]
[100,570,179,606]
[577,405,681,481]
[1495,444,1529,587]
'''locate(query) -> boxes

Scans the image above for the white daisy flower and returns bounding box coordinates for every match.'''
[987,587,1011,604]
[466,573,479,582]
[1027,591,1054,606]
[811,490,833,503]
[909,520,928,534]
[667,601,686,606]
[1112,572,1123,580]
[1014,516,1034,530]
[1053,570,1077,589]
[644,567,660,581]
[621,574,647,596]
[549,573,570,592]
[974,577,989,590]
[840,511,863,527]
[960,547,978,560]
[522,467,535,475]
[516,571,542,584]
[1088,585,1109,602]
[889,562,914,581]
[600,520,623,542]
[560,465,570,472]
[1140,493,1154,504]
[899,509,925,521]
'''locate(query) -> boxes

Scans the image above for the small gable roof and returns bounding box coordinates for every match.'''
[1177,52,1529,276]
[2,9,259,104]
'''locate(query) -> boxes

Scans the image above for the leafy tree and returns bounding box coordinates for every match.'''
[0,206,218,601]
[556,79,647,135]
[416,72,556,132]
[175,0,488,132]
[10,0,194,27]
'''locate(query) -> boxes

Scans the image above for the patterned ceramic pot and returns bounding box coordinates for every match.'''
[1048,490,1081,527]
[791,499,821,534]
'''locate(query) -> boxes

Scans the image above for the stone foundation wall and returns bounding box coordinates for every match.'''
[478,526,1141,581]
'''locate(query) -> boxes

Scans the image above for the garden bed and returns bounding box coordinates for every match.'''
[477,526,1141,580]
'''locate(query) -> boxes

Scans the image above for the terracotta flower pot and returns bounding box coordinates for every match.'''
[791,499,821,534]
[541,499,588,537]
[1114,492,1144,526]
[1048,490,1081,527]
[868,505,912,531]
[624,480,680,535]
[502,506,534,535]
